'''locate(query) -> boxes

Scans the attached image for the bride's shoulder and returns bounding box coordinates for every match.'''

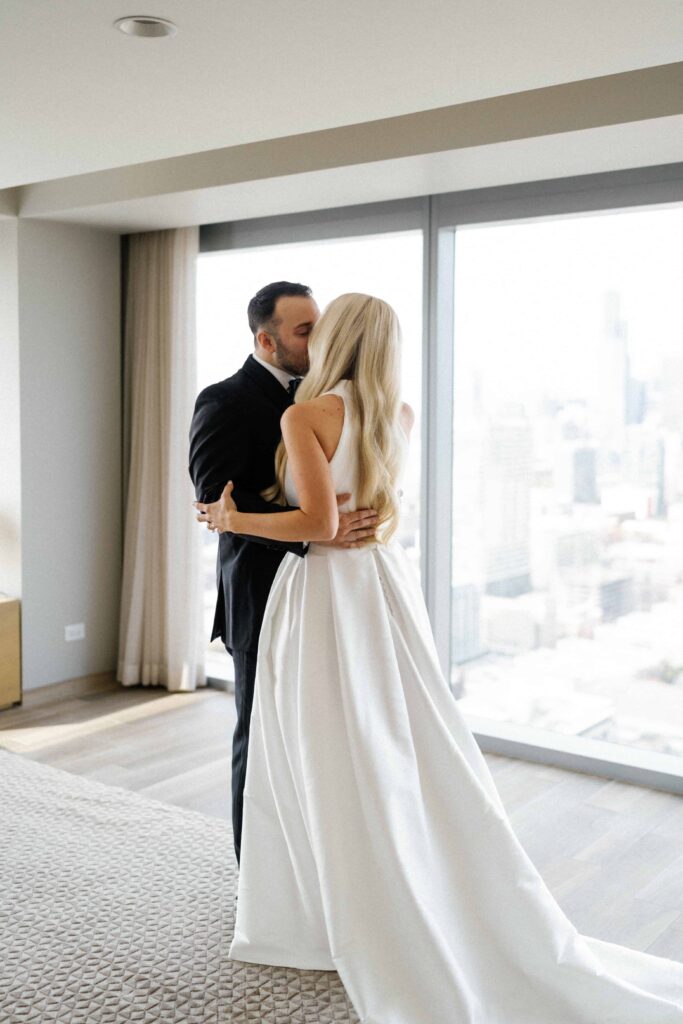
[280,392,342,427]
[299,391,343,414]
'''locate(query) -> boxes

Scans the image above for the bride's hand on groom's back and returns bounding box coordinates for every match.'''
[317,494,379,548]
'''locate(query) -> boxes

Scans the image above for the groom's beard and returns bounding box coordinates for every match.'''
[273,337,309,378]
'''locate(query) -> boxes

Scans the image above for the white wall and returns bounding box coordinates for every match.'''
[0,220,21,598]
[16,219,121,690]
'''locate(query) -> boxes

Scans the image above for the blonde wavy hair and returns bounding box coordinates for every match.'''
[260,292,404,545]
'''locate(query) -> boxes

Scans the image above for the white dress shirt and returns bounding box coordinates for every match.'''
[252,351,302,391]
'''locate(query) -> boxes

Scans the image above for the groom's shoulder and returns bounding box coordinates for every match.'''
[194,367,245,409]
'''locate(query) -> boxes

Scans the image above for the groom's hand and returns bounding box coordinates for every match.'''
[318,493,379,548]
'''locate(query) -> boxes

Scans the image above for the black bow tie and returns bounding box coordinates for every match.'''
[287,377,302,400]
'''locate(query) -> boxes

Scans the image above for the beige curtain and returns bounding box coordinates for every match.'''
[117,226,206,691]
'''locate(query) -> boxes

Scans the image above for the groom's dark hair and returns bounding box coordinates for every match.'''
[248,281,313,339]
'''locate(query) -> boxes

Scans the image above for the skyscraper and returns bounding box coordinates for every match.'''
[597,289,629,458]
[482,406,533,598]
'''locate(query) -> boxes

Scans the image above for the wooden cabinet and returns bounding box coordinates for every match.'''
[0,597,21,709]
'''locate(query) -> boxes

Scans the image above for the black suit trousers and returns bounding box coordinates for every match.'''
[230,647,258,866]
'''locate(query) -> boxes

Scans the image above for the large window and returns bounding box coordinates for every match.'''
[450,204,683,760]
[196,230,423,680]
[198,170,683,789]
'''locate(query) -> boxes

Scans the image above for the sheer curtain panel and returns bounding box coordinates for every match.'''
[117,226,206,691]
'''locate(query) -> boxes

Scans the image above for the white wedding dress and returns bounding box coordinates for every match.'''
[228,378,683,1023]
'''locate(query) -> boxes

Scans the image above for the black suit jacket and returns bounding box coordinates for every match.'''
[188,354,308,653]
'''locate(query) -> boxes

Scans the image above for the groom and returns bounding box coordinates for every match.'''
[188,280,378,865]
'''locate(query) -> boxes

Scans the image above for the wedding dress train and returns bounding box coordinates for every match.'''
[228,378,683,1023]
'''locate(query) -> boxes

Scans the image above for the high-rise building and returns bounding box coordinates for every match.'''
[660,355,683,434]
[622,427,668,519]
[598,290,629,457]
[573,446,599,504]
[600,574,636,622]
[626,376,647,425]
[482,407,533,597]
[451,583,483,664]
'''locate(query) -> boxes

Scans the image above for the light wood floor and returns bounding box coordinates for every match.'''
[2,672,682,959]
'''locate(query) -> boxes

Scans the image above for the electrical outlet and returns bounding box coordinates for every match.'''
[65,623,85,642]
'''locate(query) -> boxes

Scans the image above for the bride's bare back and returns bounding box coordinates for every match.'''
[301,390,415,464]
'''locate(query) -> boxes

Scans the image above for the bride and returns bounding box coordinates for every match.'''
[194,292,683,1024]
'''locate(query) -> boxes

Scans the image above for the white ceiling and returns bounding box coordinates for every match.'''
[2,0,683,191]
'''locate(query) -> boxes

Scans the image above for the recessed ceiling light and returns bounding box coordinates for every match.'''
[114,15,177,38]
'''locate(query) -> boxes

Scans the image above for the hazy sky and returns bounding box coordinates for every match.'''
[453,203,683,407]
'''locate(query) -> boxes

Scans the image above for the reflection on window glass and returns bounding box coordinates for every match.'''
[451,205,683,759]
[197,231,423,679]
